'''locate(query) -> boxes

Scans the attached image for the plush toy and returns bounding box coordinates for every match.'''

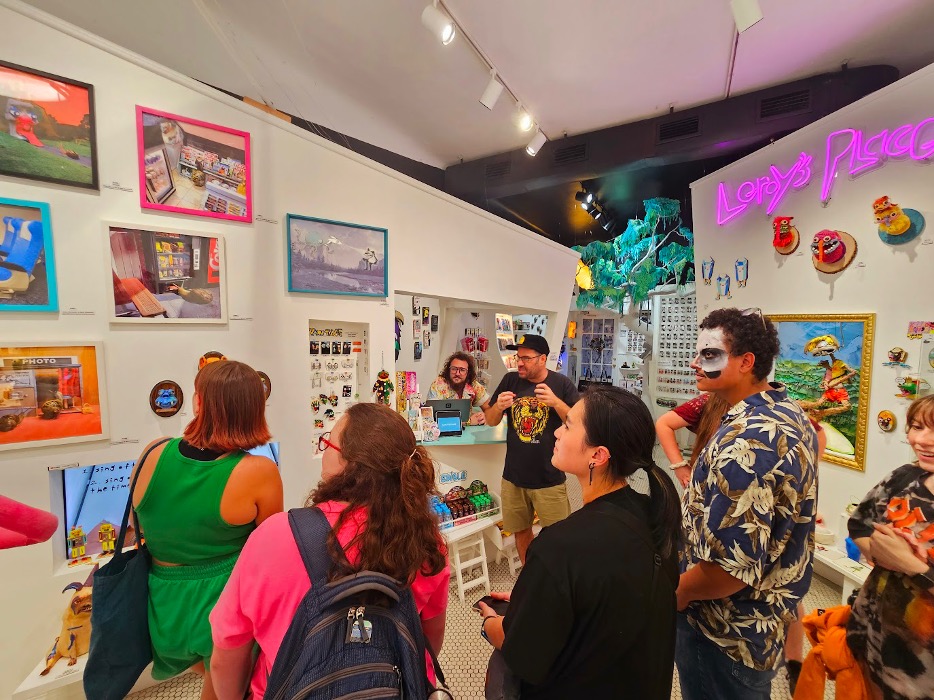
[372,369,394,405]
[810,230,857,274]
[41,567,96,675]
[873,195,925,245]
[772,216,800,254]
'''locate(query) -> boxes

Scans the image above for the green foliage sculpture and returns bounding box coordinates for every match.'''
[573,197,695,314]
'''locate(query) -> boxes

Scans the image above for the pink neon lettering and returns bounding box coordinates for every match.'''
[821,129,857,202]
[850,129,887,177]
[716,182,746,225]
[766,153,812,215]
[884,124,913,158]
[910,117,934,160]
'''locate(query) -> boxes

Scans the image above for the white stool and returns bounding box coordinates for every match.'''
[495,534,522,577]
[449,530,491,603]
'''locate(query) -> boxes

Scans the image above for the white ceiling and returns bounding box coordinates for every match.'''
[17,0,934,168]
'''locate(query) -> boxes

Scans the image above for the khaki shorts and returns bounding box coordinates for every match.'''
[500,479,570,532]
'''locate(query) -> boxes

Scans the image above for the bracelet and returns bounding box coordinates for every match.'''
[668,460,689,470]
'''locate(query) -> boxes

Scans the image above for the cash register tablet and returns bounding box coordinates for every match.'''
[435,410,464,437]
[425,398,471,425]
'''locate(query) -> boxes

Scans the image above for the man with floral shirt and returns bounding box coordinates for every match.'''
[675,308,818,700]
[427,351,490,425]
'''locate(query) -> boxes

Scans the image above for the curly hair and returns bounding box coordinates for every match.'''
[907,394,934,431]
[440,351,477,387]
[307,403,447,584]
[699,308,780,381]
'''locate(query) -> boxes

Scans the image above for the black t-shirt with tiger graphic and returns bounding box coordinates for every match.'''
[490,370,579,489]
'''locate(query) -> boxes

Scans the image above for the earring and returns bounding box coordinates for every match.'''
[588,462,595,485]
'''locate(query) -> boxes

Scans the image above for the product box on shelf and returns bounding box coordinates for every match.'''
[432,481,500,531]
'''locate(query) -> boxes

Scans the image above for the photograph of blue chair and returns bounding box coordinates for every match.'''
[0,197,58,312]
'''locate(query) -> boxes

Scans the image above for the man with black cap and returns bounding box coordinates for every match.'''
[484,334,579,564]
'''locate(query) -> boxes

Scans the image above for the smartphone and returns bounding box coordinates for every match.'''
[472,595,509,616]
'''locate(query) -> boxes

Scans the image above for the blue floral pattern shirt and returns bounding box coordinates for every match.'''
[680,383,819,671]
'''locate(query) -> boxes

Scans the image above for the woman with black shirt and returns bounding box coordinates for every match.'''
[479,386,681,699]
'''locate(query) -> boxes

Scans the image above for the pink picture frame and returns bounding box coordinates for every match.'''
[135,106,252,223]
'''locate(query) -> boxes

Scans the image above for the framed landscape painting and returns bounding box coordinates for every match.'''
[287,214,387,297]
[767,313,875,472]
[0,60,98,189]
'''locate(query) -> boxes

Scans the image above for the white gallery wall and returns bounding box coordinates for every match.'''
[691,62,934,536]
[0,3,579,694]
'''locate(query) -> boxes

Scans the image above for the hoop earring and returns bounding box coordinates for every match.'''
[588,462,595,485]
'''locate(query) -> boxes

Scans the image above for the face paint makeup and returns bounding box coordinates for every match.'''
[694,329,729,379]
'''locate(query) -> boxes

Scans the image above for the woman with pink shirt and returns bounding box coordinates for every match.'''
[209,403,450,700]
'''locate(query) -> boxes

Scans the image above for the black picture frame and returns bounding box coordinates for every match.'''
[0,60,99,190]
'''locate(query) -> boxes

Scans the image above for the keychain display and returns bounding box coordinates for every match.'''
[877,410,897,432]
[655,294,698,400]
[309,323,363,452]
[772,216,800,255]
[873,195,925,245]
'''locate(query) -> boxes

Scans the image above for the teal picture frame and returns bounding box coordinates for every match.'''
[286,213,387,298]
[0,196,58,312]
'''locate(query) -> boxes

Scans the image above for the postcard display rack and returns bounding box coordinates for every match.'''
[653,293,698,411]
[495,314,518,372]
[579,317,615,384]
[618,325,646,396]
[308,321,369,453]
[460,326,491,387]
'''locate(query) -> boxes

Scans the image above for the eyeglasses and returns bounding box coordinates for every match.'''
[742,307,767,331]
[318,432,341,453]
[515,353,543,363]
[449,366,469,374]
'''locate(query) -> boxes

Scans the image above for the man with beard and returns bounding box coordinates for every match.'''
[427,351,491,424]
[485,335,578,563]
[675,308,818,700]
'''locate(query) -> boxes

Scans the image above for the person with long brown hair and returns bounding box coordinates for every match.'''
[209,403,450,700]
[131,360,283,700]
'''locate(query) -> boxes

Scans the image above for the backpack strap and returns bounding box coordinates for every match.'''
[287,506,335,586]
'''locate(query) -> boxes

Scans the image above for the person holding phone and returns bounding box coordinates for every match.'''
[479,386,681,699]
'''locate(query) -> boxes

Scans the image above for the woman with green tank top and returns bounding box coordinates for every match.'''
[131,361,283,700]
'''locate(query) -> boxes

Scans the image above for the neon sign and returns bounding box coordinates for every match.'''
[716,118,934,225]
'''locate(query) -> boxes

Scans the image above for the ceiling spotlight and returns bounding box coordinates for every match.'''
[601,217,615,232]
[575,190,594,205]
[730,0,763,33]
[421,1,456,45]
[479,72,504,110]
[518,111,534,132]
[525,130,547,157]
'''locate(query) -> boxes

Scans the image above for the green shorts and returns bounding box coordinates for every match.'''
[500,479,570,532]
[148,553,238,680]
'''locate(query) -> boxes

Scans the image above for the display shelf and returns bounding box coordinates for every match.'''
[420,422,507,446]
[813,543,871,604]
[13,655,161,700]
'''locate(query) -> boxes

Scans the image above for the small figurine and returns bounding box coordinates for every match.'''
[41,567,96,675]
[811,230,857,274]
[883,347,911,368]
[715,274,731,300]
[873,195,925,245]
[734,258,748,288]
[772,216,800,255]
[896,374,930,399]
[98,520,117,557]
[154,388,178,410]
[701,257,715,286]
[877,410,897,432]
[67,525,87,560]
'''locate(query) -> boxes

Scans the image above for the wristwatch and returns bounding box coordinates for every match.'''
[911,565,934,590]
[480,615,498,643]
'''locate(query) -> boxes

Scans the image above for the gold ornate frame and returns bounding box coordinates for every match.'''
[767,313,875,472]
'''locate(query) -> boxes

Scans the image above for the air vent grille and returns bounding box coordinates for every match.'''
[657,115,700,143]
[758,89,811,120]
[485,160,511,178]
[553,143,587,166]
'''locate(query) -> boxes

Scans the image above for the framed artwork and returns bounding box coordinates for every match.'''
[0,342,109,452]
[106,222,227,324]
[0,60,99,189]
[0,196,58,312]
[286,214,387,297]
[767,313,875,472]
[136,106,252,222]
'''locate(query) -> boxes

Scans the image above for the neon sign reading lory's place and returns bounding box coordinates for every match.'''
[716,118,934,225]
